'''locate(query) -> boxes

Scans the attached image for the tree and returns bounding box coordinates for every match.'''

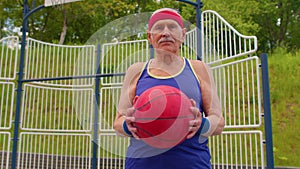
[0,0,22,37]
[1,0,298,51]
[202,0,300,52]
[0,0,138,44]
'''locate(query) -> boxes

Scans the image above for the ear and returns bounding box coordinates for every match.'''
[181,28,187,42]
[147,31,153,44]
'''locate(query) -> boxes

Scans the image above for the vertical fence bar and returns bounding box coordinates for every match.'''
[11,4,45,169]
[92,44,101,169]
[260,53,274,169]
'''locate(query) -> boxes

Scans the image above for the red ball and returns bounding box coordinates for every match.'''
[133,85,194,148]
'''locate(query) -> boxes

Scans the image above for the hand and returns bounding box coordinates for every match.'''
[124,107,140,139]
[186,99,202,139]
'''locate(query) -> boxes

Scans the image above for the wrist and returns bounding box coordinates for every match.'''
[122,120,133,137]
[197,117,210,135]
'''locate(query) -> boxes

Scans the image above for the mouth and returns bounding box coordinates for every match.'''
[158,38,175,44]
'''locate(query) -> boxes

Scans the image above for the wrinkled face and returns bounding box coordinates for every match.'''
[147,19,186,55]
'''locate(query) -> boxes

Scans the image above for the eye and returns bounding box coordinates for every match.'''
[153,25,163,31]
[168,24,177,30]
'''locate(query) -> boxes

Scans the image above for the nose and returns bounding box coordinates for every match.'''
[161,27,171,37]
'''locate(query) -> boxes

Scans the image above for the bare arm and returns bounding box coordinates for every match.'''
[190,60,225,136]
[113,62,145,137]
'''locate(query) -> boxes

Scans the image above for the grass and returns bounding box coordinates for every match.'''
[268,48,300,167]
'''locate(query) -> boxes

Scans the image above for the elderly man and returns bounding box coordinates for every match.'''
[114,8,224,169]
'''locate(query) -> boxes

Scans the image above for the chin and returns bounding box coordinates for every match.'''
[156,48,177,55]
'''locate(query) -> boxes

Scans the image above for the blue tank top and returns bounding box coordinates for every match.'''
[125,58,211,169]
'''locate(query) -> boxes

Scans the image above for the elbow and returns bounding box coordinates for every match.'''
[113,120,118,132]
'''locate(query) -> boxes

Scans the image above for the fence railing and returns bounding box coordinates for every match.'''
[202,10,257,64]
[0,36,19,80]
[24,38,95,87]
[0,10,272,169]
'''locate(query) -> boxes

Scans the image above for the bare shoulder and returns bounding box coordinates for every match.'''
[127,62,145,73]
[122,62,146,85]
[118,62,146,112]
[189,59,209,73]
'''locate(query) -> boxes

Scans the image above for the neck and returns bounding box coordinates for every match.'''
[151,53,183,70]
[155,51,181,65]
[149,55,184,77]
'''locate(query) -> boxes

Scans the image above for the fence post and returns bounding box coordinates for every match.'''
[261,53,275,169]
[195,0,203,61]
[150,44,154,59]
[176,0,203,60]
[92,44,101,169]
[11,3,45,169]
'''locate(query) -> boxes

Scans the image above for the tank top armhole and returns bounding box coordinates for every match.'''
[186,59,201,87]
[136,62,149,80]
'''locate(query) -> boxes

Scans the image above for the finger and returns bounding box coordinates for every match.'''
[125,116,135,123]
[125,116,140,139]
[131,131,140,140]
[190,107,202,119]
[190,99,196,107]
[126,121,140,140]
[186,117,202,139]
[186,127,198,139]
[186,131,195,139]
[189,119,201,128]
[189,119,201,132]
[126,107,135,117]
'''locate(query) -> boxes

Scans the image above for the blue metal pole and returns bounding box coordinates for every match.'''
[150,44,154,59]
[195,0,203,61]
[92,44,101,169]
[11,3,45,169]
[176,0,203,60]
[176,0,196,6]
[21,73,125,83]
[260,53,275,169]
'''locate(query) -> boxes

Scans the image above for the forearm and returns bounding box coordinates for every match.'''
[114,114,131,137]
[194,61,224,136]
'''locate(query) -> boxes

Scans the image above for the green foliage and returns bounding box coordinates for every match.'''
[268,48,300,167]
[203,0,261,36]
[0,0,22,37]
[1,0,299,52]
[203,0,300,52]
